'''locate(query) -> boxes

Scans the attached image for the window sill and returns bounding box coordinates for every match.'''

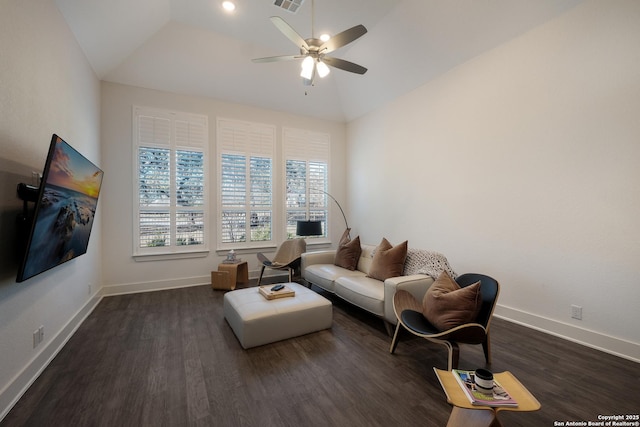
[133,249,209,262]
[215,239,332,256]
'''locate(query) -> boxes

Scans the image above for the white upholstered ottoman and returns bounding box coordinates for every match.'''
[223,282,332,349]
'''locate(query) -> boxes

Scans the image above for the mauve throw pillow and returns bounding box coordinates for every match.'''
[367,238,408,281]
[334,229,362,270]
[422,271,482,331]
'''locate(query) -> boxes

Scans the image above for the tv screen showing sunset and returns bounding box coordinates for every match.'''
[18,135,103,282]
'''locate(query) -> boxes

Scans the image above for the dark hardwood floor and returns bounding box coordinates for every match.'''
[3,279,639,426]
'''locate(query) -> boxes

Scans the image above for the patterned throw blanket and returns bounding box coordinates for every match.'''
[403,248,457,279]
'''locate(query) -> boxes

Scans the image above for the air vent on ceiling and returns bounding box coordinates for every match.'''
[273,0,305,14]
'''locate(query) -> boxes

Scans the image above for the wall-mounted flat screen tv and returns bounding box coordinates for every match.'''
[16,134,104,282]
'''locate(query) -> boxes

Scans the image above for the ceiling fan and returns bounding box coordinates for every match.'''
[252,1,368,86]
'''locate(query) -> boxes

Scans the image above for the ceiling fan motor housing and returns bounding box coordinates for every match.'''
[302,38,323,58]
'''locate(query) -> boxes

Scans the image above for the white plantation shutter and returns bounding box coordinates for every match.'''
[133,106,208,256]
[283,127,330,238]
[217,118,275,246]
[221,154,246,207]
[218,118,274,156]
[283,128,329,162]
[139,115,171,146]
[175,118,206,149]
[139,147,170,207]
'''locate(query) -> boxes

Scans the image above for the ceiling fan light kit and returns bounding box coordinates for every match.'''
[221,1,235,12]
[300,56,315,80]
[253,0,367,86]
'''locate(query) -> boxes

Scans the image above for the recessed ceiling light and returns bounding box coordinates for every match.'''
[222,1,236,12]
[320,33,331,42]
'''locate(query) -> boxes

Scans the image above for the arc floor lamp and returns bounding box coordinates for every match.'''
[296,190,349,237]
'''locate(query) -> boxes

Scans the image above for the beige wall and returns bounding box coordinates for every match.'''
[100,82,347,293]
[347,0,640,360]
[0,0,102,418]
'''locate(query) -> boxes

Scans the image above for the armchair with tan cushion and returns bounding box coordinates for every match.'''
[257,239,306,285]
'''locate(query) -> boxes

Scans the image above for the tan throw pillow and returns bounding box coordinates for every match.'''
[367,238,408,281]
[423,271,482,331]
[334,229,362,270]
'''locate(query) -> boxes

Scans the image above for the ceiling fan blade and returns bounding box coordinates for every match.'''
[319,25,367,53]
[322,56,368,75]
[252,55,304,63]
[270,16,309,51]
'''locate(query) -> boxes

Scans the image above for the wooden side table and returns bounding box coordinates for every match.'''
[434,368,541,427]
[212,261,249,290]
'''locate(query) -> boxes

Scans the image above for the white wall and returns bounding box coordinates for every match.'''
[347,0,640,361]
[100,82,347,293]
[0,0,102,419]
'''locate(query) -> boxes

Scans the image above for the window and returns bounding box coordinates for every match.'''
[133,106,208,256]
[217,118,275,248]
[283,127,330,239]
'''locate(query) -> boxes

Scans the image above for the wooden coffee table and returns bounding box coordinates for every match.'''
[434,368,541,427]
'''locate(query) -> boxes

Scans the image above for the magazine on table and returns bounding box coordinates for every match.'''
[453,369,518,407]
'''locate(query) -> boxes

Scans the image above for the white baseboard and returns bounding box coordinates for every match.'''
[102,275,210,296]
[494,304,640,363]
[0,292,103,422]
[101,270,287,296]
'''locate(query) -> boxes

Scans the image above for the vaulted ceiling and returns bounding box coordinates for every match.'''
[54,0,583,122]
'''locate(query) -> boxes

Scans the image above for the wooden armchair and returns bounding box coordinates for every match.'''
[257,239,306,285]
[390,273,500,370]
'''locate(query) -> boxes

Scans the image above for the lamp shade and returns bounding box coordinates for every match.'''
[296,220,323,237]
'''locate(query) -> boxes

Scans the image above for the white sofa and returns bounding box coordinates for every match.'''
[301,243,456,333]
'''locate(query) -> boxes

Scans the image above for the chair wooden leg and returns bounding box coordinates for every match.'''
[447,341,460,371]
[390,322,403,354]
[258,265,265,286]
[482,331,492,365]
[288,267,293,282]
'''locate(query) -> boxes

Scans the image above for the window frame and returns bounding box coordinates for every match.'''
[217,118,276,250]
[283,127,331,244]
[132,106,209,259]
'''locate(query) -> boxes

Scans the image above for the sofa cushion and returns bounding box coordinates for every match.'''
[304,264,365,293]
[335,275,385,317]
[422,271,482,331]
[356,244,377,274]
[367,238,408,281]
[334,229,362,271]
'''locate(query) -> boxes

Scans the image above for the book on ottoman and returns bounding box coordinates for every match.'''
[259,285,295,300]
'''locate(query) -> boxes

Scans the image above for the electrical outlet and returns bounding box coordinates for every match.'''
[571,305,582,320]
[32,325,44,348]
